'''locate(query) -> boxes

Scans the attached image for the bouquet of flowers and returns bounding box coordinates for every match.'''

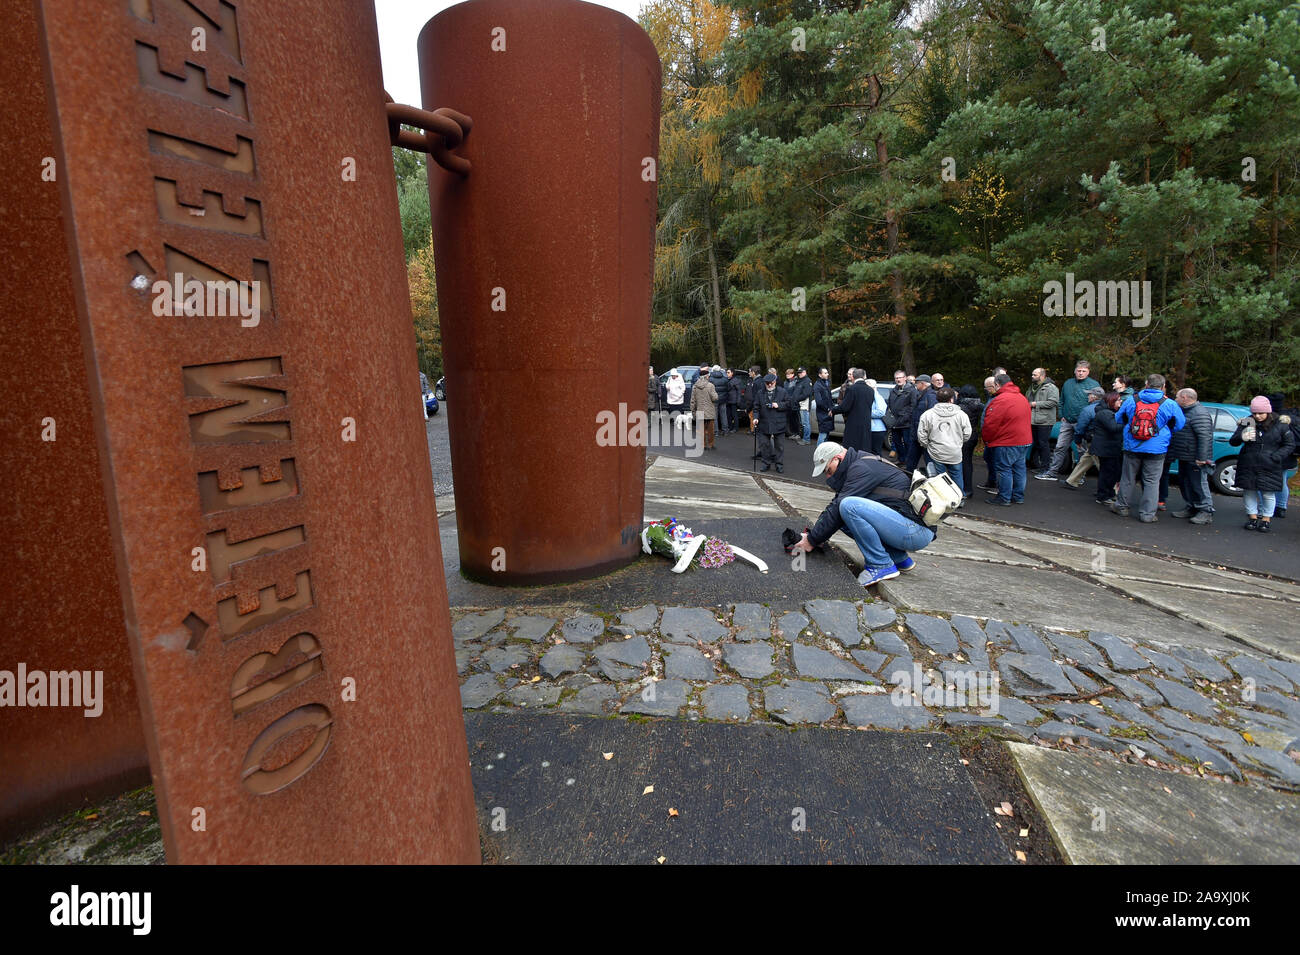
[640,519,768,574]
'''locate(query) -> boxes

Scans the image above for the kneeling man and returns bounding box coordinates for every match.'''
[793,442,934,587]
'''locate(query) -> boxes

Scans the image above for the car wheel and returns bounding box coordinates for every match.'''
[1212,457,1241,496]
[435,388,445,401]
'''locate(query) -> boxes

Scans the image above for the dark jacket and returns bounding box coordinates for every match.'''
[814,379,835,426]
[808,450,925,546]
[1168,401,1213,462]
[708,369,729,401]
[909,387,937,436]
[982,383,1033,447]
[745,376,763,411]
[1073,400,1100,445]
[727,375,743,406]
[958,395,984,446]
[1089,406,1124,458]
[1230,414,1296,492]
[833,380,873,452]
[791,375,813,407]
[755,385,790,435]
[886,383,916,430]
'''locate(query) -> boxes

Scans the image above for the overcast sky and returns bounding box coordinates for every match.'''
[376,0,647,106]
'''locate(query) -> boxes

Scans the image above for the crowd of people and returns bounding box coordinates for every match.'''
[649,360,1300,535]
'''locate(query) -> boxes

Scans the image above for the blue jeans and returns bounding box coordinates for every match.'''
[991,445,1028,503]
[1280,471,1294,508]
[891,428,910,462]
[800,409,811,441]
[1244,490,1277,519]
[839,497,935,569]
[927,459,964,493]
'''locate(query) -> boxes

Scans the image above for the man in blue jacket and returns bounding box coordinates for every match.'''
[1112,373,1186,523]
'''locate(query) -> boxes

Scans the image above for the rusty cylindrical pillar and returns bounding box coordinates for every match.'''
[29,0,478,863]
[420,0,661,584]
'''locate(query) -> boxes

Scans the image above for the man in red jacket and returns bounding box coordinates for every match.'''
[981,373,1032,505]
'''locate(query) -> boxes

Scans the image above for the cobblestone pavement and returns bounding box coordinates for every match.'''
[453,602,1300,790]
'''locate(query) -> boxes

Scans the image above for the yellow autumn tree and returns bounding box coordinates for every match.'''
[642,0,754,367]
[407,240,441,378]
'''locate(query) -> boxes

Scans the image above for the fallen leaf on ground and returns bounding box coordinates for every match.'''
[960,758,969,766]
[656,856,665,864]
[530,676,541,683]
[138,811,151,816]
[84,814,99,821]
[1163,786,1172,794]
[602,752,613,760]
[668,808,678,818]
[1015,850,1027,862]
[1000,801,1014,816]
[643,785,654,795]
[1019,828,1029,838]
[1241,731,1255,744]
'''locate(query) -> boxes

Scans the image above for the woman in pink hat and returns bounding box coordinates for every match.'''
[1229,396,1296,532]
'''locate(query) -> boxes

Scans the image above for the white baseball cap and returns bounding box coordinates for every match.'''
[812,441,845,477]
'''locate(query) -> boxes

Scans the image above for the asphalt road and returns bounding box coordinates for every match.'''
[424,403,453,497]
[647,416,1300,581]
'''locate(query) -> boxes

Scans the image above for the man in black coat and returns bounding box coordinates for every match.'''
[755,374,790,472]
[833,369,873,453]
[782,369,801,439]
[814,367,835,445]
[746,366,763,420]
[886,370,916,462]
[726,369,743,433]
[905,375,937,470]
[1169,388,1215,524]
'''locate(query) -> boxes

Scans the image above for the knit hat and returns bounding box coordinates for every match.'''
[1250,396,1272,413]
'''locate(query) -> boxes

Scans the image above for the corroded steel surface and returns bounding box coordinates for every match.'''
[32,0,477,862]
[0,0,150,842]
[421,0,661,583]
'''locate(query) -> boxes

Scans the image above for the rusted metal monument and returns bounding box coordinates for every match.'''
[419,0,661,583]
[3,0,660,862]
